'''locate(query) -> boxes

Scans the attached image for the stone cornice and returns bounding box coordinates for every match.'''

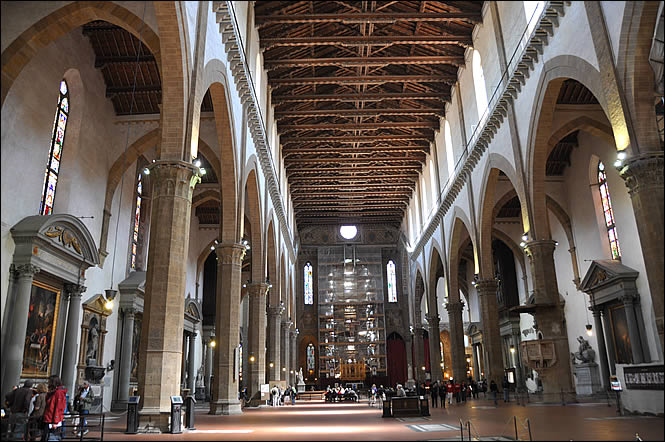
[409,1,568,260]
[215,1,296,262]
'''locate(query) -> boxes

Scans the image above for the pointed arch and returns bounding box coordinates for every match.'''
[266,219,278,305]
[243,169,263,281]
[1,1,161,107]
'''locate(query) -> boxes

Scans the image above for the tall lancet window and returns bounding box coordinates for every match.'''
[304,262,313,305]
[131,173,143,269]
[387,260,398,303]
[40,80,69,215]
[598,161,621,259]
[306,343,315,372]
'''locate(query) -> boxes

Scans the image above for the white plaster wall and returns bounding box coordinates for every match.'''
[601,1,627,63]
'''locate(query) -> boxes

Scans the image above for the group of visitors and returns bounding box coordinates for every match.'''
[3,375,69,441]
[324,385,359,402]
[270,384,297,406]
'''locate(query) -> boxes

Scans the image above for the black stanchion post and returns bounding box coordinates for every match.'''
[170,396,183,434]
[467,421,471,441]
[514,416,518,440]
[527,418,532,441]
[126,396,140,434]
[185,395,196,430]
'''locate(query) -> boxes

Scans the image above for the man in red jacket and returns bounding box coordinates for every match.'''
[43,375,67,441]
[454,381,461,403]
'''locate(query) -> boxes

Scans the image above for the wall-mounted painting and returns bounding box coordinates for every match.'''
[22,281,61,377]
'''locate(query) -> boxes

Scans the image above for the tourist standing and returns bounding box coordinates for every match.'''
[7,380,33,440]
[289,386,297,405]
[430,381,439,408]
[502,377,510,403]
[446,380,454,405]
[490,380,498,406]
[43,376,67,441]
[438,381,446,408]
[461,381,467,403]
[454,380,461,403]
[28,383,47,441]
[74,381,94,436]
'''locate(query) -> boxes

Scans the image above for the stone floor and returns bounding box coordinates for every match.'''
[95,397,664,441]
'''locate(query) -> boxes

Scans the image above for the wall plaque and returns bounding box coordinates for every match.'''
[623,365,664,390]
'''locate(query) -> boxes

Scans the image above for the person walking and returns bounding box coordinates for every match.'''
[28,383,47,441]
[6,380,33,440]
[271,385,279,407]
[502,377,510,403]
[490,380,498,406]
[43,376,67,441]
[461,381,467,403]
[438,381,446,408]
[430,381,439,408]
[454,380,461,403]
[74,381,94,436]
[446,380,454,405]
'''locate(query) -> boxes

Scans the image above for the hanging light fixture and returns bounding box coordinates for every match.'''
[509,345,516,354]
[585,294,594,336]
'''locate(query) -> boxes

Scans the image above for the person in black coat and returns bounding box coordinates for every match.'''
[430,381,439,408]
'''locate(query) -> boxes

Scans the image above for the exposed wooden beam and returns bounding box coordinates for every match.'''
[270,74,456,86]
[287,164,422,174]
[284,157,425,165]
[295,209,403,215]
[292,191,412,198]
[275,108,443,118]
[94,54,155,68]
[272,92,450,103]
[279,121,438,131]
[261,35,473,48]
[281,135,431,143]
[283,146,429,156]
[288,173,419,181]
[255,12,482,25]
[264,55,465,69]
[290,183,415,190]
[105,85,161,97]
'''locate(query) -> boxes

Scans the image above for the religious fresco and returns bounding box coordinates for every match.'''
[130,314,142,381]
[22,281,61,377]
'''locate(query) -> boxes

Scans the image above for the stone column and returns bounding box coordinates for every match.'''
[620,152,664,355]
[116,307,136,408]
[246,282,269,402]
[290,328,298,385]
[413,326,426,382]
[511,332,524,389]
[621,295,644,364]
[1,264,39,401]
[210,243,245,415]
[280,320,292,381]
[446,300,466,382]
[187,331,198,392]
[267,306,283,381]
[472,344,481,381]
[476,279,504,385]
[61,284,86,396]
[137,161,198,430]
[426,315,443,382]
[524,240,574,396]
[592,307,610,390]
[405,332,415,388]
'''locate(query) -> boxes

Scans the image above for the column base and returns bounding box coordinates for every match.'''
[138,410,171,433]
[209,399,242,415]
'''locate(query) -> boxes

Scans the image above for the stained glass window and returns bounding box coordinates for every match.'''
[306,343,315,372]
[39,80,69,215]
[387,260,397,303]
[130,173,142,269]
[304,262,313,305]
[598,161,621,259]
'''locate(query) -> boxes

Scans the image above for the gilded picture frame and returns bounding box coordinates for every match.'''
[21,280,61,378]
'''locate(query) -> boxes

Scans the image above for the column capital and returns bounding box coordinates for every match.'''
[425,314,440,325]
[122,306,137,318]
[290,328,299,338]
[281,320,293,330]
[246,282,270,297]
[14,263,40,279]
[619,151,664,196]
[620,293,637,305]
[523,239,557,260]
[215,242,247,265]
[64,283,86,298]
[445,300,464,314]
[146,159,201,189]
[268,305,284,317]
[475,278,498,293]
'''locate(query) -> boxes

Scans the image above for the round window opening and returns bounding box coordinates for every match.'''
[340,225,358,240]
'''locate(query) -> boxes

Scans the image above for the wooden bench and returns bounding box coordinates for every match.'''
[382,396,429,418]
[297,390,325,400]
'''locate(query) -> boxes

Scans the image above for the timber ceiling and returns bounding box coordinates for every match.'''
[255,1,483,228]
[82,21,213,115]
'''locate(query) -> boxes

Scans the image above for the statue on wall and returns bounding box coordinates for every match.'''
[297,367,304,385]
[571,336,596,364]
[86,319,99,364]
[196,366,204,388]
